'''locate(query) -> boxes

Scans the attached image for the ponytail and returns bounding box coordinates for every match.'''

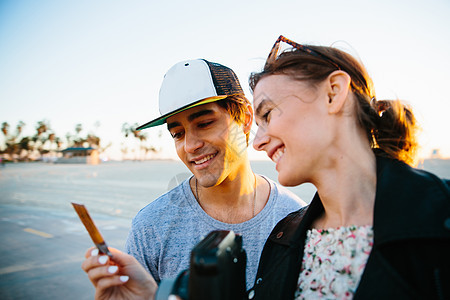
[370,99,420,166]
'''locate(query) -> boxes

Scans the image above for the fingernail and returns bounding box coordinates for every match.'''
[168,295,178,300]
[108,266,118,274]
[119,275,129,282]
[91,248,99,257]
[98,255,108,265]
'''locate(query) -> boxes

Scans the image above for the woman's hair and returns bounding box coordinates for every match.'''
[249,46,420,165]
[217,94,251,144]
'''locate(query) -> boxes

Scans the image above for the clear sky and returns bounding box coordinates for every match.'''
[1,0,449,160]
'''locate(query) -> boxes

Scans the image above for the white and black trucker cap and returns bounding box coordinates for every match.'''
[136,59,244,130]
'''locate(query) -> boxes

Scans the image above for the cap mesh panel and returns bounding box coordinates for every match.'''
[203,60,244,96]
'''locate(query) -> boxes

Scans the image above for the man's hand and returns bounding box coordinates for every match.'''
[82,247,157,300]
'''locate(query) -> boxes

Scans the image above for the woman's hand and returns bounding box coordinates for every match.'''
[82,247,157,300]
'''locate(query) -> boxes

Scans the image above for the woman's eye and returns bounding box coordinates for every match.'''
[262,110,272,122]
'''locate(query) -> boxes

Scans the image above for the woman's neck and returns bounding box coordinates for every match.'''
[312,145,377,229]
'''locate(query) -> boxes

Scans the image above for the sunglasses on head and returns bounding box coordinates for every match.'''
[266,35,341,70]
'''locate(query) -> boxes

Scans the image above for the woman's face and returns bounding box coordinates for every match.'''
[252,74,334,186]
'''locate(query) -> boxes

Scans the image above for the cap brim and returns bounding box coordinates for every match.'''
[136,96,228,130]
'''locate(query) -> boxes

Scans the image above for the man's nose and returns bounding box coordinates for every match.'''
[184,131,204,153]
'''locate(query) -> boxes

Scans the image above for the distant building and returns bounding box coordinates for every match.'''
[431,149,441,159]
[56,147,100,165]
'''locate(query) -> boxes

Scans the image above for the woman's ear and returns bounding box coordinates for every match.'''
[326,70,351,114]
[243,103,254,134]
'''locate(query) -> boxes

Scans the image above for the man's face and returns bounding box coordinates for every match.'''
[166,102,249,188]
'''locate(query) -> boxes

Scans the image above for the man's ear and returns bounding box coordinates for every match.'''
[243,103,253,134]
[326,70,351,114]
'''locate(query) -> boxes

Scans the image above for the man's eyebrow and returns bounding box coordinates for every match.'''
[167,109,215,131]
[167,121,181,131]
[187,109,215,122]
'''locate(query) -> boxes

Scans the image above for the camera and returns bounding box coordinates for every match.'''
[155,230,247,300]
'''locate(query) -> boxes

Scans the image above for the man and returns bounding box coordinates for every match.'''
[108,59,305,290]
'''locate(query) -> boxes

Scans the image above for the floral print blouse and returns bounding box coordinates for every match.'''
[295,225,374,299]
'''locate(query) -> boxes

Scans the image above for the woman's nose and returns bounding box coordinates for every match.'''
[253,126,269,152]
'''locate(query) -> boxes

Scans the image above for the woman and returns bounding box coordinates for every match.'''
[247,35,450,300]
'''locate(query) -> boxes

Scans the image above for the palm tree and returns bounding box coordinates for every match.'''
[36,120,49,136]
[86,134,100,147]
[65,132,73,147]
[34,120,51,156]
[16,121,25,136]
[121,122,132,138]
[73,123,85,147]
[120,142,128,160]
[0,122,9,156]
[75,123,83,135]
[1,122,9,136]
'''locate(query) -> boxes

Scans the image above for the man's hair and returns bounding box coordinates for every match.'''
[216,94,251,144]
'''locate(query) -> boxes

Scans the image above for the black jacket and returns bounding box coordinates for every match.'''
[248,156,450,300]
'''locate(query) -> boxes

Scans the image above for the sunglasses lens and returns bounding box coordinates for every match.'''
[266,36,340,70]
[266,39,296,66]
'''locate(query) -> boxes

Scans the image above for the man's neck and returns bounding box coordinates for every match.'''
[190,161,268,224]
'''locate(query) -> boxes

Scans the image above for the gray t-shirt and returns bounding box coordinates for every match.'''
[125,175,305,289]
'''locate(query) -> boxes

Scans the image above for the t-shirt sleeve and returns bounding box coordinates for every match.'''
[125,215,161,283]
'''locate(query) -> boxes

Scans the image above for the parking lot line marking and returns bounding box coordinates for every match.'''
[23,228,54,238]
